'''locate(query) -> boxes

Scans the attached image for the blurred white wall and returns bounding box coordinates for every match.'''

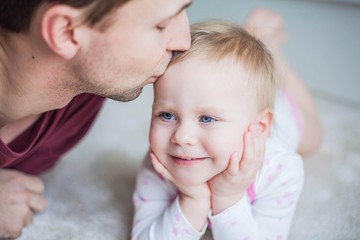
[187,0,360,105]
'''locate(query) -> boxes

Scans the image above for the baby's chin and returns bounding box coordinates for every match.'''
[177,176,207,186]
[170,166,227,185]
[175,174,216,186]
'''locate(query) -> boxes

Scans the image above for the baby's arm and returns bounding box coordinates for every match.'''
[209,146,304,239]
[208,124,265,214]
[132,154,207,240]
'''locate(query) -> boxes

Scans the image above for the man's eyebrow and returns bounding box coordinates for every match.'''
[174,1,193,17]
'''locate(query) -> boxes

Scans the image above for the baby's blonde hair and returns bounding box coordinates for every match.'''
[171,21,279,112]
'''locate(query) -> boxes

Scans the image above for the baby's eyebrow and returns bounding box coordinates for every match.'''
[196,106,227,115]
[152,102,172,111]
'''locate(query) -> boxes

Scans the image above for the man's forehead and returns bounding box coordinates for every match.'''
[131,0,191,19]
[158,0,192,14]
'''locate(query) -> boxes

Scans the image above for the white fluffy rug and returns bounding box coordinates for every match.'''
[18,87,360,240]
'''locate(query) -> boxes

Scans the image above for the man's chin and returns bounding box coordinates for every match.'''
[108,87,143,102]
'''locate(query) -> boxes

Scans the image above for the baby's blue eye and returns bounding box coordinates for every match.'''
[160,112,176,121]
[200,116,215,123]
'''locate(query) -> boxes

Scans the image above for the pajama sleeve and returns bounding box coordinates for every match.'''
[132,155,207,240]
[209,142,304,240]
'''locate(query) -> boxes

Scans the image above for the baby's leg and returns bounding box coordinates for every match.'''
[276,54,322,155]
[244,7,322,155]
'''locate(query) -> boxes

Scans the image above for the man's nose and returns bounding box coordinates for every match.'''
[166,11,191,52]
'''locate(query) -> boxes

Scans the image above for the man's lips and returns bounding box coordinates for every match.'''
[170,155,207,166]
[146,75,160,83]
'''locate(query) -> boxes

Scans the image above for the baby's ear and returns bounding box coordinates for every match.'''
[255,108,273,137]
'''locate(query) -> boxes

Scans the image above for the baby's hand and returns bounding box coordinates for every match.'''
[208,124,265,215]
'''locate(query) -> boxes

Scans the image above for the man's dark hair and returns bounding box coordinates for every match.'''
[0,0,128,33]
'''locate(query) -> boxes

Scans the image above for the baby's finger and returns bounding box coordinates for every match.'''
[253,129,266,169]
[149,153,174,181]
[248,124,266,172]
[226,152,241,176]
[240,131,255,173]
[250,124,265,152]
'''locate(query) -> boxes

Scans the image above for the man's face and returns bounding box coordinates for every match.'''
[149,57,259,186]
[78,0,192,102]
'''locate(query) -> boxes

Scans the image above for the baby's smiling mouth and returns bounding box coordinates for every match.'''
[170,155,208,166]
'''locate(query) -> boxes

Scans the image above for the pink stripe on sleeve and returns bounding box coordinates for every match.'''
[247,182,256,204]
[283,91,304,132]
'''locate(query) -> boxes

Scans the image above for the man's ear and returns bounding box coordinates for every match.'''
[256,108,274,137]
[41,5,84,59]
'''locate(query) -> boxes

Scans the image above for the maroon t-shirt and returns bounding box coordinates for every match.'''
[0,93,105,175]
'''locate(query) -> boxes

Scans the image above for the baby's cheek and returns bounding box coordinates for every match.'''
[213,154,232,173]
[149,127,163,151]
[149,135,162,162]
[149,129,156,147]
